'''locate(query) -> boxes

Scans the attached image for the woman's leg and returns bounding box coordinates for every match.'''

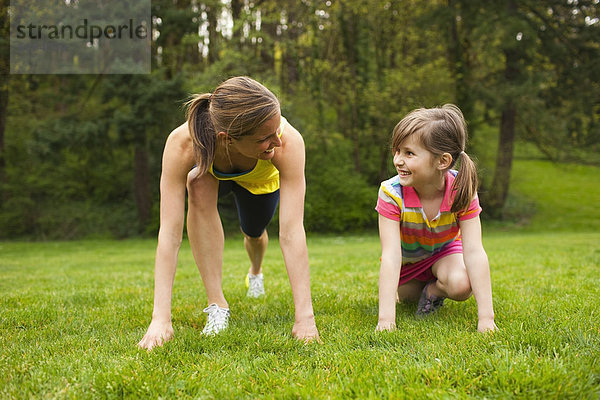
[429,253,472,301]
[244,230,268,275]
[186,169,228,308]
[231,185,279,276]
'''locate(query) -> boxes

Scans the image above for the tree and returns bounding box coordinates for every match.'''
[438,0,600,217]
[104,74,186,233]
[0,0,9,183]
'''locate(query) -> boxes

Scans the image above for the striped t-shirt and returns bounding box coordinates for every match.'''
[375,170,482,265]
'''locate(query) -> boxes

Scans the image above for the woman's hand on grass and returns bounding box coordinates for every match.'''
[138,319,174,351]
[477,317,497,333]
[375,320,397,332]
[292,317,320,343]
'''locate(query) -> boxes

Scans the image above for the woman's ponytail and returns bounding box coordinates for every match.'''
[450,151,478,214]
[184,77,280,177]
[185,93,214,175]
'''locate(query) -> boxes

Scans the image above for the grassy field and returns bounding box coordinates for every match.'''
[1,231,599,399]
[1,159,599,399]
[501,159,600,232]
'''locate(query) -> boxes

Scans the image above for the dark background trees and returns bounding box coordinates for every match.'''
[1,0,598,239]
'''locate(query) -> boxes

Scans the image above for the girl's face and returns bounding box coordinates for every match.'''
[230,113,282,161]
[393,134,440,188]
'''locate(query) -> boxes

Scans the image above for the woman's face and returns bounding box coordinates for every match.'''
[231,113,282,161]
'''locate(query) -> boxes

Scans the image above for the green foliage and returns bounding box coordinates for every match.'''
[1,0,599,238]
[304,137,377,233]
[1,232,599,398]
[0,73,185,239]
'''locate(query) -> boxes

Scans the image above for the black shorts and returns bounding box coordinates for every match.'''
[218,181,280,238]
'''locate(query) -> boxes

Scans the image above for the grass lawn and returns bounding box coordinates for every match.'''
[1,159,599,398]
[1,230,599,399]
[492,159,600,232]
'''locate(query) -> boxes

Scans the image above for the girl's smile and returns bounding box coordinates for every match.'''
[394,134,439,189]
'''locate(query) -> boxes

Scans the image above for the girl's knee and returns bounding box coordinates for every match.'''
[444,270,471,301]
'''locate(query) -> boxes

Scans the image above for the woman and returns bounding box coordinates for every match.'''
[138,77,319,350]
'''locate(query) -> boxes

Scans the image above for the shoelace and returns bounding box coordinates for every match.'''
[249,276,263,293]
[247,274,265,297]
[202,304,230,335]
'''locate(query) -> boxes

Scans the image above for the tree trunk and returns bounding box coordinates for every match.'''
[0,0,9,183]
[231,0,243,47]
[486,103,516,217]
[207,2,220,64]
[483,0,521,218]
[134,145,151,232]
[259,6,277,69]
[339,4,360,172]
[485,40,520,218]
[447,0,475,136]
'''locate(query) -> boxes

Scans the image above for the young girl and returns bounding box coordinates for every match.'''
[375,104,496,333]
[138,77,319,350]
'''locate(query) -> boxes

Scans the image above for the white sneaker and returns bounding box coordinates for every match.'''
[245,273,265,298]
[201,303,230,336]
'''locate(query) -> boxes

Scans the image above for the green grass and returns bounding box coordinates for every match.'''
[2,159,599,398]
[506,159,600,232]
[1,232,599,399]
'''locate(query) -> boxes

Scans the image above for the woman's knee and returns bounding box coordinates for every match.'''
[186,170,218,210]
[243,229,268,242]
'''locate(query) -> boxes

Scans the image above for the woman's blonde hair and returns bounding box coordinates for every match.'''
[391,104,478,214]
[185,76,280,174]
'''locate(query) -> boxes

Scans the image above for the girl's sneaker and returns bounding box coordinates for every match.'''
[416,282,445,316]
[201,303,230,335]
[246,273,265,298]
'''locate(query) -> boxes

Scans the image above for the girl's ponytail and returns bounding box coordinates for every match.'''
[450,151,478,214]
[185,93,214,175]
[401,104,477,214]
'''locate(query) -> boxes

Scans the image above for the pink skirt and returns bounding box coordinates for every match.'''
[398,240,463,286]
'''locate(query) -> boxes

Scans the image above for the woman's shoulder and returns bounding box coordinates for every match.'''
[167,121,191,142]
[276,117,303,152]
[163,122,195,169]
[272,116,304,175]
[280,116,300,140]
[165,122,193,151]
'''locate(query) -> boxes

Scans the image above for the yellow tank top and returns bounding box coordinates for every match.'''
[208,117,286,195]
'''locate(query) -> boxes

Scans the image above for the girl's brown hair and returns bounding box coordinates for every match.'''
[391,104,477,214]
[185,76,280,174]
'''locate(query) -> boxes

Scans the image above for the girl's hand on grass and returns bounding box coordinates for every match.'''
[292,318,320,343]
[138,319,174,351]
[375,321,396,332]
[477,318,497,333]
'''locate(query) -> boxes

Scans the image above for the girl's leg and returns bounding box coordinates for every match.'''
[429,253,472,301]
[186,170,228,308]
[397,279,427,302]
